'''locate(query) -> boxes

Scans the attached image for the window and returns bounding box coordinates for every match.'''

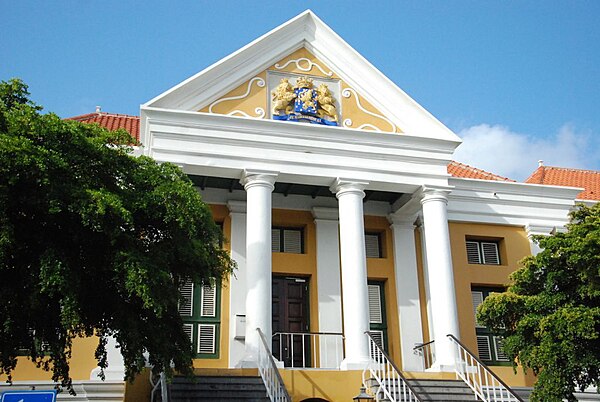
[17,330,50,356]
[471,287,509,365]
[179,279,221,358]
[466,240,500,265]
[368,281,388,351]
[272,227,304,253]
[365,232,382,258]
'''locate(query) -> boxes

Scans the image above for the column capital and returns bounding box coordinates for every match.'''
[330,178,369,199]
[419,186,452,206]
[227,200,247,214]
[240,170,278,191]
[312,207,339,221]
[387,212,418,230]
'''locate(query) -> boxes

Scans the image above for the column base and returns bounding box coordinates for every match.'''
[340,356,372,371]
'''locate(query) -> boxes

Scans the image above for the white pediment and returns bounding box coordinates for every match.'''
[143,10,462,144]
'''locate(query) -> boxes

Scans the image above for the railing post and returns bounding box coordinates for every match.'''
[447,334,524,402]
[364,332,424,402]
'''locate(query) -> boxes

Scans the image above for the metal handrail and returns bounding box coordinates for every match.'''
[412,340,435,371]
[149,370,168,402]
[365,331,423,402]
[272,331,344,369]
[257,328,292,402]
[447,334,525,402]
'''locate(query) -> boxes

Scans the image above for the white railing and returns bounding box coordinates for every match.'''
[149,370,168,402]
[413,340,435,371]
[272,332,344,369]
[448,334,525,402]
[257,328,292,402]
[365,332,423,402]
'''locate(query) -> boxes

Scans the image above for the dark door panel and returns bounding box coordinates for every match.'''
[272,276,310,367]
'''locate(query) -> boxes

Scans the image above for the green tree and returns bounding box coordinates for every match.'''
[478,203,600,402]
[0,79,235,392]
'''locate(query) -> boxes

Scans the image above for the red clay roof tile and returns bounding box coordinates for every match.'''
[525,166,600,200]
[66,112,140,141]
[447,161,515,182]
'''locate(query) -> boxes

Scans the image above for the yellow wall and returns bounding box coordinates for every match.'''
[123,368,152,402]
[449,222,536,387]
[0,336,99,382]
[280,369,364,402]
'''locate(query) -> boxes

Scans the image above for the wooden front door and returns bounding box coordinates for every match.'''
[272,276,310,367]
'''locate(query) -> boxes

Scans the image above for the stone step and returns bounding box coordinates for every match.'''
[170,382,267,391]
[172,375,264,384]
[371,377,478,402]
[169,375,270,402]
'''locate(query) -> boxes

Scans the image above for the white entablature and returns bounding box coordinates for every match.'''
[140,10,462,192]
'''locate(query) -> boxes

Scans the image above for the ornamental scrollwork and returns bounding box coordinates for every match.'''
[342,87,396,132]
[208,77,266,119]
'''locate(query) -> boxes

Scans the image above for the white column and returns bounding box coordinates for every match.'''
[241,170,277,363]
[331,179,371,370]
[227,200,247,368]
[388,214,425,371]
[312,207,344,368]
[420,187,459,370]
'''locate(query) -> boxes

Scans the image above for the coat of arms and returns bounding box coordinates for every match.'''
[271,76,338,126]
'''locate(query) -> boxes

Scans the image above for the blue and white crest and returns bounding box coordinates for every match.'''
[271,76,338,126]
[294,87,318,116]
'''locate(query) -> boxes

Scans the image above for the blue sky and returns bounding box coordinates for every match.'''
[2,1,599,180]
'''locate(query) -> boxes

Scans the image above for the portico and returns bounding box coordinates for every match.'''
[140,9,465,373]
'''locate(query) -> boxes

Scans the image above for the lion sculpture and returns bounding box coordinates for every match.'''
[316,84,337,122]
[272,78,296,114]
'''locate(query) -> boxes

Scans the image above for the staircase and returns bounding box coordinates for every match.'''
[169,375,270,401]
[406,379,482,401]
[368,378,476,402]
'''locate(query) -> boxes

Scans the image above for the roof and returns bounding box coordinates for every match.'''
[66,112,140,141]
[525,165,600,200]
[447,161,516,182]
[68,111,511,182]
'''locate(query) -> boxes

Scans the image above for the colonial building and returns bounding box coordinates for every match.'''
[2,10,599,402]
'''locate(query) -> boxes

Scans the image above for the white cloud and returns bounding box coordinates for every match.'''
[453,124,599,181]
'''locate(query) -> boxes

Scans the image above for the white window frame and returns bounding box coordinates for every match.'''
[466,240,500,265]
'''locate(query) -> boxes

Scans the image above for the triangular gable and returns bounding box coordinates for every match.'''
[143,10,461,143]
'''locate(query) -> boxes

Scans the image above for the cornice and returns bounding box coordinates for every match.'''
[142,107,459,156]
[449,177,582,200]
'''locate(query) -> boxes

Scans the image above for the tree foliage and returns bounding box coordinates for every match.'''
[0,79,235,391]
[478,203,600,402]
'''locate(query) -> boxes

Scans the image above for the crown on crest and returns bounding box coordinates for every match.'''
[295,76,314,89]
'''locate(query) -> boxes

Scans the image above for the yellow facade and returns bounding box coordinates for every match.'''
[2,207,540,394]
[0,336,99,382]
[449,222,536,387]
